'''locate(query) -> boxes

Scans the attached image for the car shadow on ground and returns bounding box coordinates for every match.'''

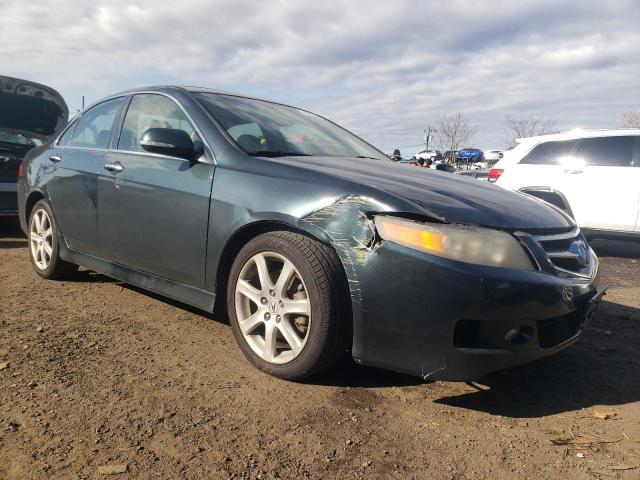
[434,300,640,418]
[306,357,424,388]
[0,217,27,248]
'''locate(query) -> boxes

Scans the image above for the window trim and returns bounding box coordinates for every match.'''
[55,118,79,147]
[112,91,215,164]
[63,96,127,150]
[53,92,215,164]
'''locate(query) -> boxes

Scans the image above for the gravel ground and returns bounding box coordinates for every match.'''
[1,217,639,479]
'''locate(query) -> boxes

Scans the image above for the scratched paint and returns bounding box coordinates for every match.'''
[300,195,383,307]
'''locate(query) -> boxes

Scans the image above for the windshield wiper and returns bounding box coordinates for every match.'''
[246,150,311,157]
[356,155,381,160]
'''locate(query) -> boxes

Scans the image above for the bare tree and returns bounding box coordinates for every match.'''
[502,113,556,148]
[621,111,640,128]
[434,112,478,155]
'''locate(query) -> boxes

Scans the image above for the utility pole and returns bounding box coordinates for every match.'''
[82,96,85,110]
[424,127,435,151]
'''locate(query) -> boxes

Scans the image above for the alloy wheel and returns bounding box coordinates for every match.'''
[30,208,53,270]
[234,251,311,364]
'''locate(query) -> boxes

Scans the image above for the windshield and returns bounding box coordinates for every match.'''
[194,93,387,160]
[0,130,42,146]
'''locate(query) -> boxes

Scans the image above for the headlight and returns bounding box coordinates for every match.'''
[374,216,535,270]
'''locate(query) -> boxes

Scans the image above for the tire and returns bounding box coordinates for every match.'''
[227,231,350,380]
[28,199,78,280]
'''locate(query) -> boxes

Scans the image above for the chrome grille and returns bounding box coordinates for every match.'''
[531,227,593,278]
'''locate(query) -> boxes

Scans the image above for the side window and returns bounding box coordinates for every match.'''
[577,136,635,167]
[118,94,197,153]
[520,140,579,165]
[57,120,78,146]
[69,97,124,149]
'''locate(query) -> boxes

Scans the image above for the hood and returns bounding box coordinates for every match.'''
[0,75,69,142]
[270,156,573,232]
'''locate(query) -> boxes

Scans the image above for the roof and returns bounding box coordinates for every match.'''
[516,128,640,144]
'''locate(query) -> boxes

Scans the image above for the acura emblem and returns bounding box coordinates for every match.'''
[568,240,589,268]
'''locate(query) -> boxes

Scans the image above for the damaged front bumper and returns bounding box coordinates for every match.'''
[348,241,604,381]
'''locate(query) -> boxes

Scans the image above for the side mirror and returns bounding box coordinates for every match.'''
[140,128,196,161]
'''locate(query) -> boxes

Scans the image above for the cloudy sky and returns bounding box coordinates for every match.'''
[3,0,639,154]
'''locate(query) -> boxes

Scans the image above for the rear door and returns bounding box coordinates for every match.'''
[571,136,639,232]
[97,93,214,288]
[46,97,125,255]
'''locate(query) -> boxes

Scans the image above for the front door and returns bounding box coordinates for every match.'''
[97,93,214,289]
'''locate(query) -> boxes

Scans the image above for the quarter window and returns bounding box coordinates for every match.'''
[118,94,197,152]
[69,97,124,149]
[520,140,579,165]
[57,120,77,146]
[577,136,635,167]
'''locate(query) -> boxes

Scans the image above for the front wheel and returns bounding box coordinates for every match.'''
[28,200,78,280]
[227,231,350,380]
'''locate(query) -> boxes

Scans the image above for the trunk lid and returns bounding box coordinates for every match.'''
[0,75,69,184]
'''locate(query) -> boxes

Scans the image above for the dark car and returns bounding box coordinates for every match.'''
[435,163,456,173]
[18,86,605,381]
[0,76,68,215]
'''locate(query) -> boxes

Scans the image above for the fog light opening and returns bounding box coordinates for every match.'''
[504,326,534,346]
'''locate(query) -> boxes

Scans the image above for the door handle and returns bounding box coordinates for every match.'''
[104,162,124,173]
[49,155,62,163]
[563,169,583,174]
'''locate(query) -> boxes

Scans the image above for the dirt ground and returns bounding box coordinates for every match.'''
[1,217,639,480]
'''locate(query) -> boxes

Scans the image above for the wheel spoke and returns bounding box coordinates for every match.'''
[239,310,264,335]
[274,260,295,297]
[33,212,42,233]
[282,298,311,316]
[236,279,262,305]
[253,253,273,291]
[43,241,52,256]
[277,320,302,354]
[262,323,277,362]
[43,227,52,240]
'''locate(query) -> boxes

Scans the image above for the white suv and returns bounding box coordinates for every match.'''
[490,129,640,239]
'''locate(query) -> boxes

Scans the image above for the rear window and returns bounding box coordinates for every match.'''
[577,136,636,166]
[519,140,579,165]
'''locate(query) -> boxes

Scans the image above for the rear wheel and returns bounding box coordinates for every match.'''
[28,200,78,280]
[227,231,350,380]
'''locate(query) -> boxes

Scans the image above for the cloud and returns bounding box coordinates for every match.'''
[2,0,639,152]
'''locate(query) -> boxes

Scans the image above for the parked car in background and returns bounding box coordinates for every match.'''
[18,85,604,382]
[0,75,68,215]
[456,148,484,164]
[484,150,503,162]
[456,169,489,181]
[492,129,640,240]
[416,149,443,162]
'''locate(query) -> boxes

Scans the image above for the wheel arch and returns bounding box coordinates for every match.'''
[213,220,348,316]
[24,190,46,226]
